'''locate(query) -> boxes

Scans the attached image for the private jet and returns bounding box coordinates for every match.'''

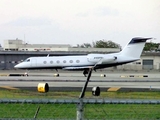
[14,37,151,76]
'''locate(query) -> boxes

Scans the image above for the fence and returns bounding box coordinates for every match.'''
[0,89,160,120]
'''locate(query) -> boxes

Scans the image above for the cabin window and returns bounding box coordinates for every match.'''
[27,59,30,62]
[69,60,73,63]
[76,60,80,63]
[57,60,60,64]
[43,61,47,64]
[50,61,53,64]
[63,60,66,63]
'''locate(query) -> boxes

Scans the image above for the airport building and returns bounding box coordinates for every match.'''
[3,39,71,51]
[0,39,160,71]
[3,39,120,53]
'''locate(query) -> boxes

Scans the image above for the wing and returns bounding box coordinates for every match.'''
[63,58,104,70]
[63,66,94,70]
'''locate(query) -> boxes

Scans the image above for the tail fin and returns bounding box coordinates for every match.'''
[120,37,152,58]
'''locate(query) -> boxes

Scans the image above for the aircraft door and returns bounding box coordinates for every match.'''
[31,59,36,67]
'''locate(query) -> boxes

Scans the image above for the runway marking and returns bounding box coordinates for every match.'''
[120,75,129,78]
[107,87,120,92]
[120,75,148,78]
[0,74,9,76]
[0,86,19,90]
[135,75,143,78]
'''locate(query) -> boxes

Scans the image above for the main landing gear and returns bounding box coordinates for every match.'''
[83,69,89,77]
[24,70,29,76]
[54,69,59,77]
[83,68,96,77]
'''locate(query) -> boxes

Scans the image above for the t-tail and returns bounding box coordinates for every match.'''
[120,37,152,59]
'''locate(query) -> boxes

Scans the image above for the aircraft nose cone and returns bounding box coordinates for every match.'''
[14,64,18,68]
[14,64,21,69]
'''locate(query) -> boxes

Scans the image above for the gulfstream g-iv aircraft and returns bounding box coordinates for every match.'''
[14,37,151,76]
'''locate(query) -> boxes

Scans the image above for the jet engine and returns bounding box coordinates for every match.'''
[87,54,117,63]
[102,56,117,63]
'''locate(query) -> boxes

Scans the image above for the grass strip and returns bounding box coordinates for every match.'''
[0,89,160,99]
[0,89,160,119]
[0,103,160,119]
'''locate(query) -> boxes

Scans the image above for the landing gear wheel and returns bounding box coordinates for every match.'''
[24,72,28,76]
[83,69,88,77]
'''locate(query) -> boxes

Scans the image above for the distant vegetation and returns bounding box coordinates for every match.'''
[77,39,121,49]
[77,40,160,52]
[144,42,160,51]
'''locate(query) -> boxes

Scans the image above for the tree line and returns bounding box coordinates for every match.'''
[77,39,160,51]
[77,39,121,49]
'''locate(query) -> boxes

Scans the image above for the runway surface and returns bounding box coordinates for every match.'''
[0,70,160,90]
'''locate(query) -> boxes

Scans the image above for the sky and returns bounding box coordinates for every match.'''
[0,0,160,48]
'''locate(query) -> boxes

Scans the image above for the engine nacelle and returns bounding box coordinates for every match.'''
[87,54,117,63]
[87,54,103,63]
[102,56,117,63]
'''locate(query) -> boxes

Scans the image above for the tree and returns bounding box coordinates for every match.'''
[77,43,92,48]
[144,42,159,51]
[93,39,121,49]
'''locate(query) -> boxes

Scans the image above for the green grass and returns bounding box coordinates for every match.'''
[0,89,160,119]
[0,103,160,119]
[0,89,160,99]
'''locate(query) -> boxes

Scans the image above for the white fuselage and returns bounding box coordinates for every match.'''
[14,53,138,69]
[14,37,151,70]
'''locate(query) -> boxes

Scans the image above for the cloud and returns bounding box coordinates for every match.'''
[76,12,89,17]
[4,17,52,26]
[94,6,119,16]
[0,0,159,48]
[75,6,119,18]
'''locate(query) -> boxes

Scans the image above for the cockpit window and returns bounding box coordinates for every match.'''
[24,59,30,62]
